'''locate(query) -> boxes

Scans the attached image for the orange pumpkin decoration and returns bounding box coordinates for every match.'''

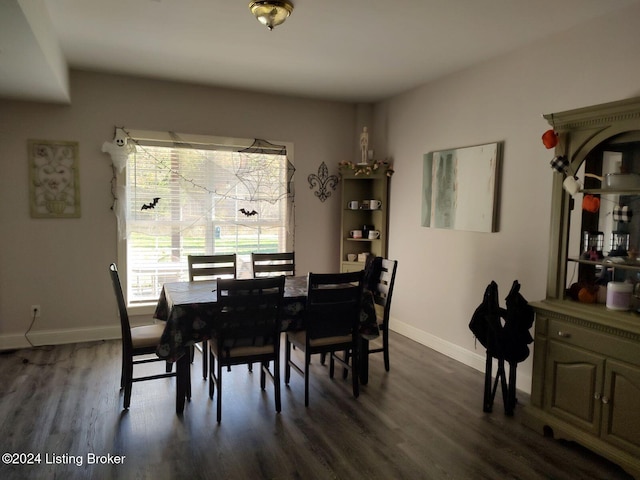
[578,287,597,304]
[582,194,600,213]
[542,129,558,149]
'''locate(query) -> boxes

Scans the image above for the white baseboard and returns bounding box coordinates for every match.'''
[390,317,532,395]
[0,325,121,351]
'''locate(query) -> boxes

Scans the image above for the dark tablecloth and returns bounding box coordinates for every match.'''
[154,276,379,361]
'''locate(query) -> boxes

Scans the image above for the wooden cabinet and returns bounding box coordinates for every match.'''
[339,168,389,272]
[526,305,640,477]
[524,97,640,479]
[545,334,605,436]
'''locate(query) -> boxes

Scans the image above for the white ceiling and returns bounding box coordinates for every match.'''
[2,0,639,104]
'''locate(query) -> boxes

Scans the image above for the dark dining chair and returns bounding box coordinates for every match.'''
[208,276,285,422]
[285,270,364,406]
[251,252,295,278]
[109,263,177,409]
[365,258,398,371]
[187,254,237,379]
[188,254,237,281]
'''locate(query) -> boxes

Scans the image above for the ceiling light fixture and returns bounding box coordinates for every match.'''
[249,1,294,31]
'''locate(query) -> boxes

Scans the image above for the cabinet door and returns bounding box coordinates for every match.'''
[601,359,640,457]
[545,340,605,435]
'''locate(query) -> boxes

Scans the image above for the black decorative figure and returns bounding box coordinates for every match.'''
[308,162,338,202]
[141,197,160,210]
[239,208,258,217]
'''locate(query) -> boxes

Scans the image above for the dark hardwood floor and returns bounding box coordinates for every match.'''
[0,331,634,480]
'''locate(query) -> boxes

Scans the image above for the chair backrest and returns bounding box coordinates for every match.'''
[305,271,364,340]
[188,254,237,281]
[372,258,398,327]
[215,276,286,350]
[251,252,295,278]
[109,263,133,351]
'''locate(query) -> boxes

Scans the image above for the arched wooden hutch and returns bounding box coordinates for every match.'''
[524,97,640,479]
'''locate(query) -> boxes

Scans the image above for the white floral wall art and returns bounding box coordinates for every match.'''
[29,140,81,218]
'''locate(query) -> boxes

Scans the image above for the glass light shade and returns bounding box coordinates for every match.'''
[249,1,293,30]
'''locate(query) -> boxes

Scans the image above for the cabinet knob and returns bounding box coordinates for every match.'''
[602,396,609,404]
[594,392,601,400]
[557,331,571,338]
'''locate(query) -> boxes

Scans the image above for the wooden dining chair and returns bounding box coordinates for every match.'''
[109,263,177,409]
[187,254,237,379]
[251,252,297,362]
[208,276,285,422]
[188,254,237,281]
[251,252,295,278]
[285,270,364,406]
[365,258,398,371]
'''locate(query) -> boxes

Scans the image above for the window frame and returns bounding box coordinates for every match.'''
[115,130,295,315]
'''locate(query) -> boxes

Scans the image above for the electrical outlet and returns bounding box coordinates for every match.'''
[31,305,41,318]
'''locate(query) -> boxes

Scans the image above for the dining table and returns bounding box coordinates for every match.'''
[154,275,379,414]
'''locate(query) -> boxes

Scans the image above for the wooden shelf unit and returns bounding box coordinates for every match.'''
[339,168,389,272]
[523,97,640,480]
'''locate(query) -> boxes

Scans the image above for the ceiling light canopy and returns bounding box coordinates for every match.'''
[249,1,294,31]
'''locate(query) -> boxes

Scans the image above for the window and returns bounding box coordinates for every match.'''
[114,131,294,306]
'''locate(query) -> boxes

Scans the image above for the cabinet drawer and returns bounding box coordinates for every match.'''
[340,262,365,273]
[548,318,640,365]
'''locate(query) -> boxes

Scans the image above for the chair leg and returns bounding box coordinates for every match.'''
[498,359,509,412]
[216,359,223,423]
[202,340,208,379]
[274,357,281,413]
[284,337,291,385]
[506,361,517,416]
[260,361,267,389]
[383,329,390,371]
[120,351,125,389]
[304,350,311,407]
[329,352,335,378]
[483,352,493,413]
[351,349,359,399]
[320,352,326,365]
[123,360,133,409]
[209,349,215,400]
[342,350,350,379]
[166,361,173,373]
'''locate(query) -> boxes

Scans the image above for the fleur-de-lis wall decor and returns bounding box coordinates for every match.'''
[308,161,339,202]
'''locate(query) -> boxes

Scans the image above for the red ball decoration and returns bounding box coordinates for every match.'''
[582,195,600,213]
[542,129,558,149]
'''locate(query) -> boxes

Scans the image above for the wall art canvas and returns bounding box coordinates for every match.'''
[422,142,501,232]
[29,140,81,218]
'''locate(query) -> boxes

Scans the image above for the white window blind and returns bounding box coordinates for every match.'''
[120,132,294,305]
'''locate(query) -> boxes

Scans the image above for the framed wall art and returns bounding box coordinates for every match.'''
[422,141,501,232]
[28,139,81,218]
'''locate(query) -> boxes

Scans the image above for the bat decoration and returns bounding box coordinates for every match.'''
[239,208,258,217]
[141,197,161,210]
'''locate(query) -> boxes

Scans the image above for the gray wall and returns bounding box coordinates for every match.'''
[0,71,355,348]
[375,2,640,392]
